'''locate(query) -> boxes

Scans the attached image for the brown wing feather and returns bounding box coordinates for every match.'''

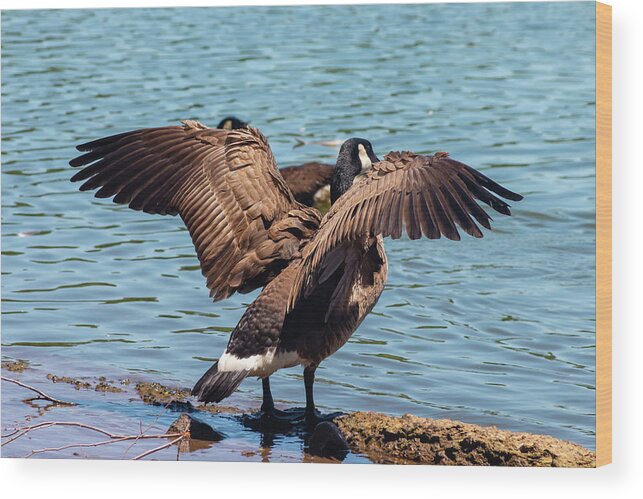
[70,121,321,301]
[279,162,334,206]
[288,151,522,310]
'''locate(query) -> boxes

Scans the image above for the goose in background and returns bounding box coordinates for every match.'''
[216,116,249,130]
[216,115,333,207]
[70,120,522,423]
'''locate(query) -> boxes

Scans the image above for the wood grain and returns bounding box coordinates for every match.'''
[596,1,612,467]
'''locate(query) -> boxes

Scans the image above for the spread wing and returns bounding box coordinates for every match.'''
[70,121,321,301]
[288,150,523,310]
[279,163,334,205]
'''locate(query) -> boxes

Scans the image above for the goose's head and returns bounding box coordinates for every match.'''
[331,138,380,204]
[216,116,248,130]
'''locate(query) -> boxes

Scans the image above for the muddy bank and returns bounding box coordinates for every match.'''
[1,362,595,466]
[335,412,595,467]
[135,381,243,415]
[115,379,597,466]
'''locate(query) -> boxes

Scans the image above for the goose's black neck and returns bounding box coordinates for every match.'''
[330,152,359,204]
[331,138,377,204]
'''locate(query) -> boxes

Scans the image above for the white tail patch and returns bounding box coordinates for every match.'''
[218,348,302,377]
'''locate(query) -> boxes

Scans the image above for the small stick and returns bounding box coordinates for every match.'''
[26,436,134,458]
[1,376,75,406]
[2,421,56,439]
[122,398,175,458]
[3,420,183,441]
[132,435,185,460]
[2,421,119,447]
[26,433,184,458]
[1,422,58,446]
[2,418,187,461]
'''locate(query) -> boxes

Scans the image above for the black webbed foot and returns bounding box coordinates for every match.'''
[261,406,306,424]
[240,406,308,431]
[302,408,344,427]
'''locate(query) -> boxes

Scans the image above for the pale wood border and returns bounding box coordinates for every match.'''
[596,1,612,467]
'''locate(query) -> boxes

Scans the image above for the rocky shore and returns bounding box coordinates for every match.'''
[1,360,596,466]
[134,376,596,467]
[335,412,595,466]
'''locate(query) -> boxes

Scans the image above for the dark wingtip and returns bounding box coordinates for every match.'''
[499,190,523,203]
[460,163,524,203]
[488,185,523,204]
[69,170,85,182]
[69,155,87,168]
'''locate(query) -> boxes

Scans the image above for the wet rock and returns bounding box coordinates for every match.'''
[335,412,596,467]
[308,421,349,461]
[168,413,224,442]
[1,359,29,372]
[135,381,242,414]
[135,382,192,408]
[44,373,123,392]
[195,403,244,415]
[95,381,124,393]
[46,374,92,390]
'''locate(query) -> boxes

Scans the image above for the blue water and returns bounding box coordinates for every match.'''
[2,2,596,451]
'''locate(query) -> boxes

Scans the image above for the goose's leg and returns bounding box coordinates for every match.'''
[261,377,274,412]
[304,365,343,424]
[304,365,318,420]
[259,376,303,422]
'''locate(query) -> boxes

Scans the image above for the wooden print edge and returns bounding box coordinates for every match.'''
[595,1,612,467]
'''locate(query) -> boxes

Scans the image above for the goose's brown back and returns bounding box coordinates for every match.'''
[279,162,334,206]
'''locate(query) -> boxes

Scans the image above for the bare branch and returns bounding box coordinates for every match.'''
[2,419,187,459]
[26,436,134,458]
[122,398,175,459]
[132,435,185,460]
[2,422,58,446]
[1,376,75,406]
[3,421,56,439]
[26,432,184,458]
[3,421,122,447]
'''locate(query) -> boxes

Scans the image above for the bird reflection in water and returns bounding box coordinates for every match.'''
[177,409,350,463]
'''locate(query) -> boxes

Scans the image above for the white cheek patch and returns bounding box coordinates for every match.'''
[358,144,372,173]
[222,120,233,130]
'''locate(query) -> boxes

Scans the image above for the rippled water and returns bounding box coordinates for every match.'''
[2,1,596,453]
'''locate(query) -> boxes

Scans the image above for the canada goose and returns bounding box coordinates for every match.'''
[216,116,248,130]
[215,115,334,207]
[277,162,333,207]
[70,120,522,423]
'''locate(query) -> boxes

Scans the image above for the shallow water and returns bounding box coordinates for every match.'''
[0,365,370,462]
[2,1,596,456]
